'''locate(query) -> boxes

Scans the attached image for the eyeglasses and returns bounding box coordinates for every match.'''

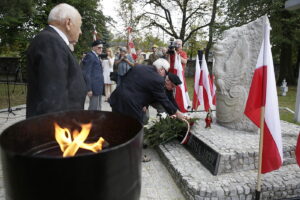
[97,46,103,49]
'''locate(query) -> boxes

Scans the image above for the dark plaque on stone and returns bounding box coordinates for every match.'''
[185,134,221,175]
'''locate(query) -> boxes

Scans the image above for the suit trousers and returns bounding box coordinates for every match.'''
[88,95,102,111]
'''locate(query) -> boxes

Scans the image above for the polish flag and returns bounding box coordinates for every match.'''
[210,75,216,105]
[192,50,213,111]
[127,27,137,60]
[296,133,300,167]
[93,30,97,41]
[174,53,190,112]
[192,52,203,110]
[92,25,97,41]
[244,17,283,173]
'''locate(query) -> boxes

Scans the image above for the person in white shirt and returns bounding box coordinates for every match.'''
[102,48,115,101]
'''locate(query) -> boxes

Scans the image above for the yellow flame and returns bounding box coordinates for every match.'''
[54,122,105,157]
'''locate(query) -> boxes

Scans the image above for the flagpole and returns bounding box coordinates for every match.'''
[255,106,265,200]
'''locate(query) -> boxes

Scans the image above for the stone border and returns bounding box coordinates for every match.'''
[189,120,299,175]
[157,141,300,200]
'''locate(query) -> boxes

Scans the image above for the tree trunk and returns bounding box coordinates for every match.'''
[205,0,218,73]
[278,42,294,85]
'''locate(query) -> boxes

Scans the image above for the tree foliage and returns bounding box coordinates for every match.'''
[224,0,300,84]
[0,0,35,55]
[0,0,110,57]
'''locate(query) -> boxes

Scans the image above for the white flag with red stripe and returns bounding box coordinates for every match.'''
[244,17,283,173]
[93,25,97,41]
[127,27,137,60]
[192,51,213,111]
[210,75,216,105]
[93,30,97,41]
[174,53,190,112]
[200,54,213,111]
[192,54,203,110]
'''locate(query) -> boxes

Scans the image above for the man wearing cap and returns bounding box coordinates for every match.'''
[26,3,86,118]
[163,72,182,109]
[109,58,185,125]
[114,47,135,86]
[148,44,160,65]
[147,72,181,117]
[82,40,104,110]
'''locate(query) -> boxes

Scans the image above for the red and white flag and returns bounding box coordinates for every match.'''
[192,51,213,111]
[192,53,202,110]
[296,133,300,167]
[127,27,137,60]
[174,53,190,112]
[244,17,283,174]
[92,25,97,41]
[210,75,216,105]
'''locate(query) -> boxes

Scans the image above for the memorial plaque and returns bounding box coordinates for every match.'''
[185,134,221,175]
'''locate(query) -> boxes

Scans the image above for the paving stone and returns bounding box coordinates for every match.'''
[157,139,300,200]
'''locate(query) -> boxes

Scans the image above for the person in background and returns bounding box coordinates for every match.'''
[114,47,135,86]
[161,47,168,60]
[26,3,86,118]
[82,40,104,110]
[148,44,160,65]
[167,39,188,74]
[135,49,144,64]
[102,48,115,101]
[175,39,188,71]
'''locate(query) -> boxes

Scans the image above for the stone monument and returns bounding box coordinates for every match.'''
[156,16,300,200]
[213,16,266,132]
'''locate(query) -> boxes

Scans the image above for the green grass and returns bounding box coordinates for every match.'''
[0,83,26,109]
[185,77,299,125]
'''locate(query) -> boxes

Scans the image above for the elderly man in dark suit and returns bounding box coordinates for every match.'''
[109,58,185,124]
[82,40,105,110]
[26,3,86,118]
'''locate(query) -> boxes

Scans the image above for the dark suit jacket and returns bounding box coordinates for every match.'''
[166,89,179,109]
[82,51,104,96]
[109,65,177,124]
[26,26,86,118]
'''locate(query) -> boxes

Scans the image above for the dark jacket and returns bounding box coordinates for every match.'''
[166,89,179,109]
[26,26,86,118]
[109,65,177,124]
[82,51,104,96]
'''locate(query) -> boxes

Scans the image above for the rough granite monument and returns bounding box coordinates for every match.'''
[213,16,266,132]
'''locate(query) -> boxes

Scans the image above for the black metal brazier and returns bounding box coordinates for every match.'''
[0,110,143,200]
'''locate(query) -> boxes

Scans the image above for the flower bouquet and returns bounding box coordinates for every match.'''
[144,114,199,147]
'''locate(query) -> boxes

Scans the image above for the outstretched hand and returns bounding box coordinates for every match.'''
[172,110,190,120]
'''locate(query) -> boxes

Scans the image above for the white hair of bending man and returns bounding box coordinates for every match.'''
[153,58,170,77]
[48,3,82,44]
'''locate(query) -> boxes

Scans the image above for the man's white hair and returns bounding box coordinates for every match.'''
[175,39,183,44]
[48,3,80,23]
[153,58,170,71]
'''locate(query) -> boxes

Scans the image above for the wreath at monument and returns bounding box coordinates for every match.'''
[144,113,199,147]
